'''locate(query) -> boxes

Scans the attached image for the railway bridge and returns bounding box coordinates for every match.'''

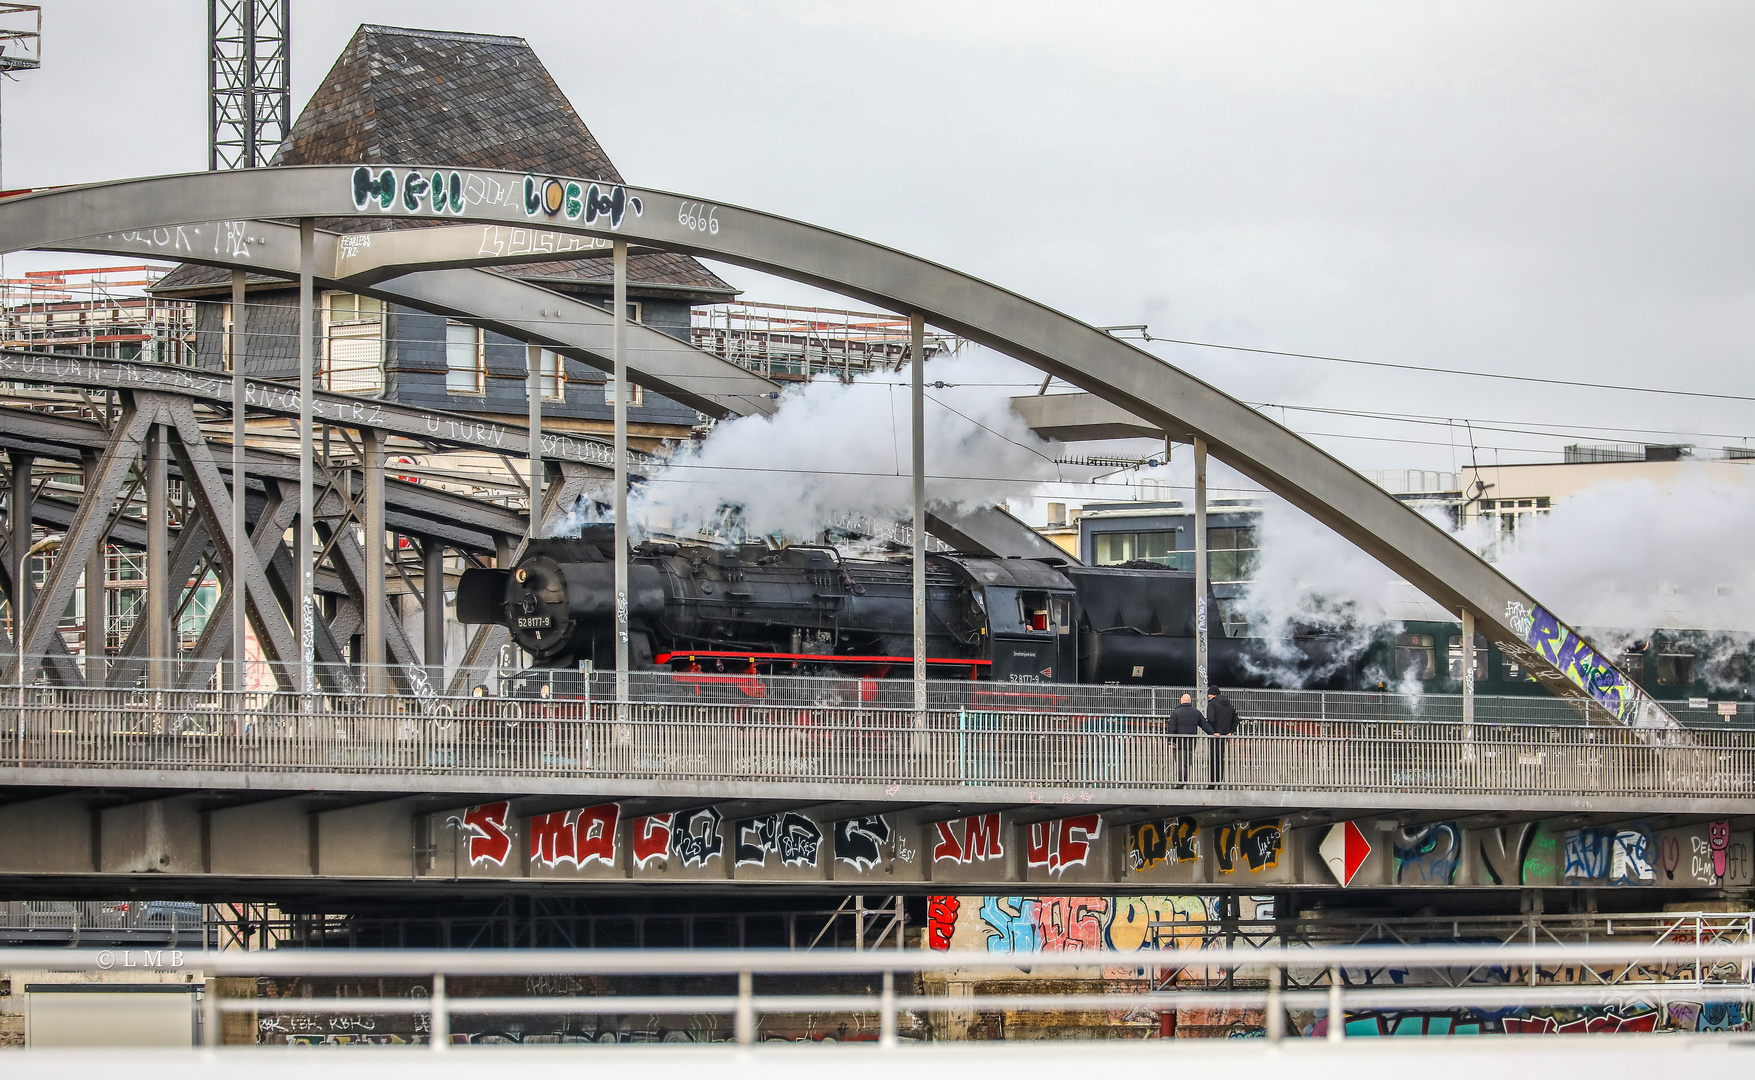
[0,164,1728,905]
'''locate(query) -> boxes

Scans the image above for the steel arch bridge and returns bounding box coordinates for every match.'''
[0,164,1669,728]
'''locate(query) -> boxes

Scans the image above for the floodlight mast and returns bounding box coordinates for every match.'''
[0,3,41,191]
[208,0,290,171]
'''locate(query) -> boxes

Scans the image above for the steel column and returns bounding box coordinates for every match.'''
[8,452,31,689]
[145,426,169,689]
[613,241,629,701]
[527,344,543,541]
[363,429,386,695]
[297,218,315,696]
[81,451,105,685]
[424,538,445,689]
[1194,437,1208,710]
[910,314,926,714]
[1462,607,1477,756]
[231,268,248,692]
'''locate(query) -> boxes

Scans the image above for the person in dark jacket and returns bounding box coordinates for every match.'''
[1167,694,1213,783]
[1207,690,1240,784]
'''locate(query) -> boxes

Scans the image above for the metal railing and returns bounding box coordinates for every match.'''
[2,677,1752,800]
[6,941,1755,1048]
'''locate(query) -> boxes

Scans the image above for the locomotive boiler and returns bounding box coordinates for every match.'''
[455,527,1335,688]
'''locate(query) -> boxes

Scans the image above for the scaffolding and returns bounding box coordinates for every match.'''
[0,264,197,364]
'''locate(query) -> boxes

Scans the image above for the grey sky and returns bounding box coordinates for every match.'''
[11,1,1753,473]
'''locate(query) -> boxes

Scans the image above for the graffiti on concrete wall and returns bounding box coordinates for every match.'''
[1026,814,1101,876]
[671,807,726,868]
[927,895,959,951]
[932,813,1005,864]
[1477,822,1533,886]
[833,815,893,871]
[930,894,1225,953]
[1608,827,1655,885]
[1214,820,1282,875]
[735,812,823,869]
[529,803,620,870]
[449,801,511,867]
[1129,817,1199,871]
[630,813,674,869]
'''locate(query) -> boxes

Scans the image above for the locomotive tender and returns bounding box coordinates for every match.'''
[454,527,1316,687]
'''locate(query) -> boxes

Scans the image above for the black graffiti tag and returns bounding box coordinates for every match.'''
[671,807,724,867]
[834,815,892,871]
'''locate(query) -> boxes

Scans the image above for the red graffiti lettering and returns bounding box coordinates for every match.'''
[460,802,510,867]
[933,813,1005,864]
[933,820,965,863]
[1024,814,1101,876]
[631,813,674,868]
[576,803,620,867]
[927,895,960,951]
[529,810,576,867]
[965,813,1004,861]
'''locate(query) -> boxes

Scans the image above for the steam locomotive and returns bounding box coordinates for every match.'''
[455,528,1348,687]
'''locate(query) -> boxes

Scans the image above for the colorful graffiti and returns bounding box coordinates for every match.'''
[1131,817,1201,869]
[1506,602,1639,721]
[931,894,1222,953]
[1393,822,1460,885]
[1026,814,1100,876]
[1477,822,1533,886]
[933,813,1004,864]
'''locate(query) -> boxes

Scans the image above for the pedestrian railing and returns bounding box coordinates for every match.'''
[1,679,1752,800]
[3,941,1755,1048]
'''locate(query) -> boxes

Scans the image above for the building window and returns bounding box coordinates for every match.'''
[1208,525,1258,583]
[1092,529,1186,570]
[601,300,642,324]
[538,349,565,400]
[323,292,384,395]
[1446,634,1489,681]
[446,321,485,395]
[603,377,643,407]
[1655,654,1696,687]
[1394,633,1437,680]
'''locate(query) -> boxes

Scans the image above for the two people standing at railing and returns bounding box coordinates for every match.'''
[1167,691,1240,785]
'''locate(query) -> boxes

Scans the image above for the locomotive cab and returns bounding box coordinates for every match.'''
[948,558,1079,683]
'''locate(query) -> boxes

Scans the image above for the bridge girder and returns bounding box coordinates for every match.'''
[0,166,1670,726]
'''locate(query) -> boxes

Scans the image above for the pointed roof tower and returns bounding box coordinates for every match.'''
[168,24,733,301]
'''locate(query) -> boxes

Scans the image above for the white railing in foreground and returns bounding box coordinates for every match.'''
[4,942,1755,1049]
[4,683,1754,798]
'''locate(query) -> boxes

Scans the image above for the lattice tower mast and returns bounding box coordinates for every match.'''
[208,0,289,170]
[0,4,41,190]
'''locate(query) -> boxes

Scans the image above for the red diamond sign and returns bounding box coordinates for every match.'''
[1320,821,1371,886]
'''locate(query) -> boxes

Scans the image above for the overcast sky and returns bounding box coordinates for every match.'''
[9,1,1753,476]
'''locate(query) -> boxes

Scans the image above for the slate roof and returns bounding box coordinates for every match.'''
[157,24,734,300]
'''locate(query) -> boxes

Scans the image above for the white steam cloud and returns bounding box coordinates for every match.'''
[1237,468,1755,687]
[623,348,1074,542]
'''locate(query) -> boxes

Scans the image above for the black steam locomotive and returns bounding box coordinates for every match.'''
[455,528,1346,687]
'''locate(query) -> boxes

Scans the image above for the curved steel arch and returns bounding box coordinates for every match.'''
[54,220,782,421]
[0,166,1669,726]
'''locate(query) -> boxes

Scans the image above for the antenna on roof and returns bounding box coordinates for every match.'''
[208,0,290,170]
